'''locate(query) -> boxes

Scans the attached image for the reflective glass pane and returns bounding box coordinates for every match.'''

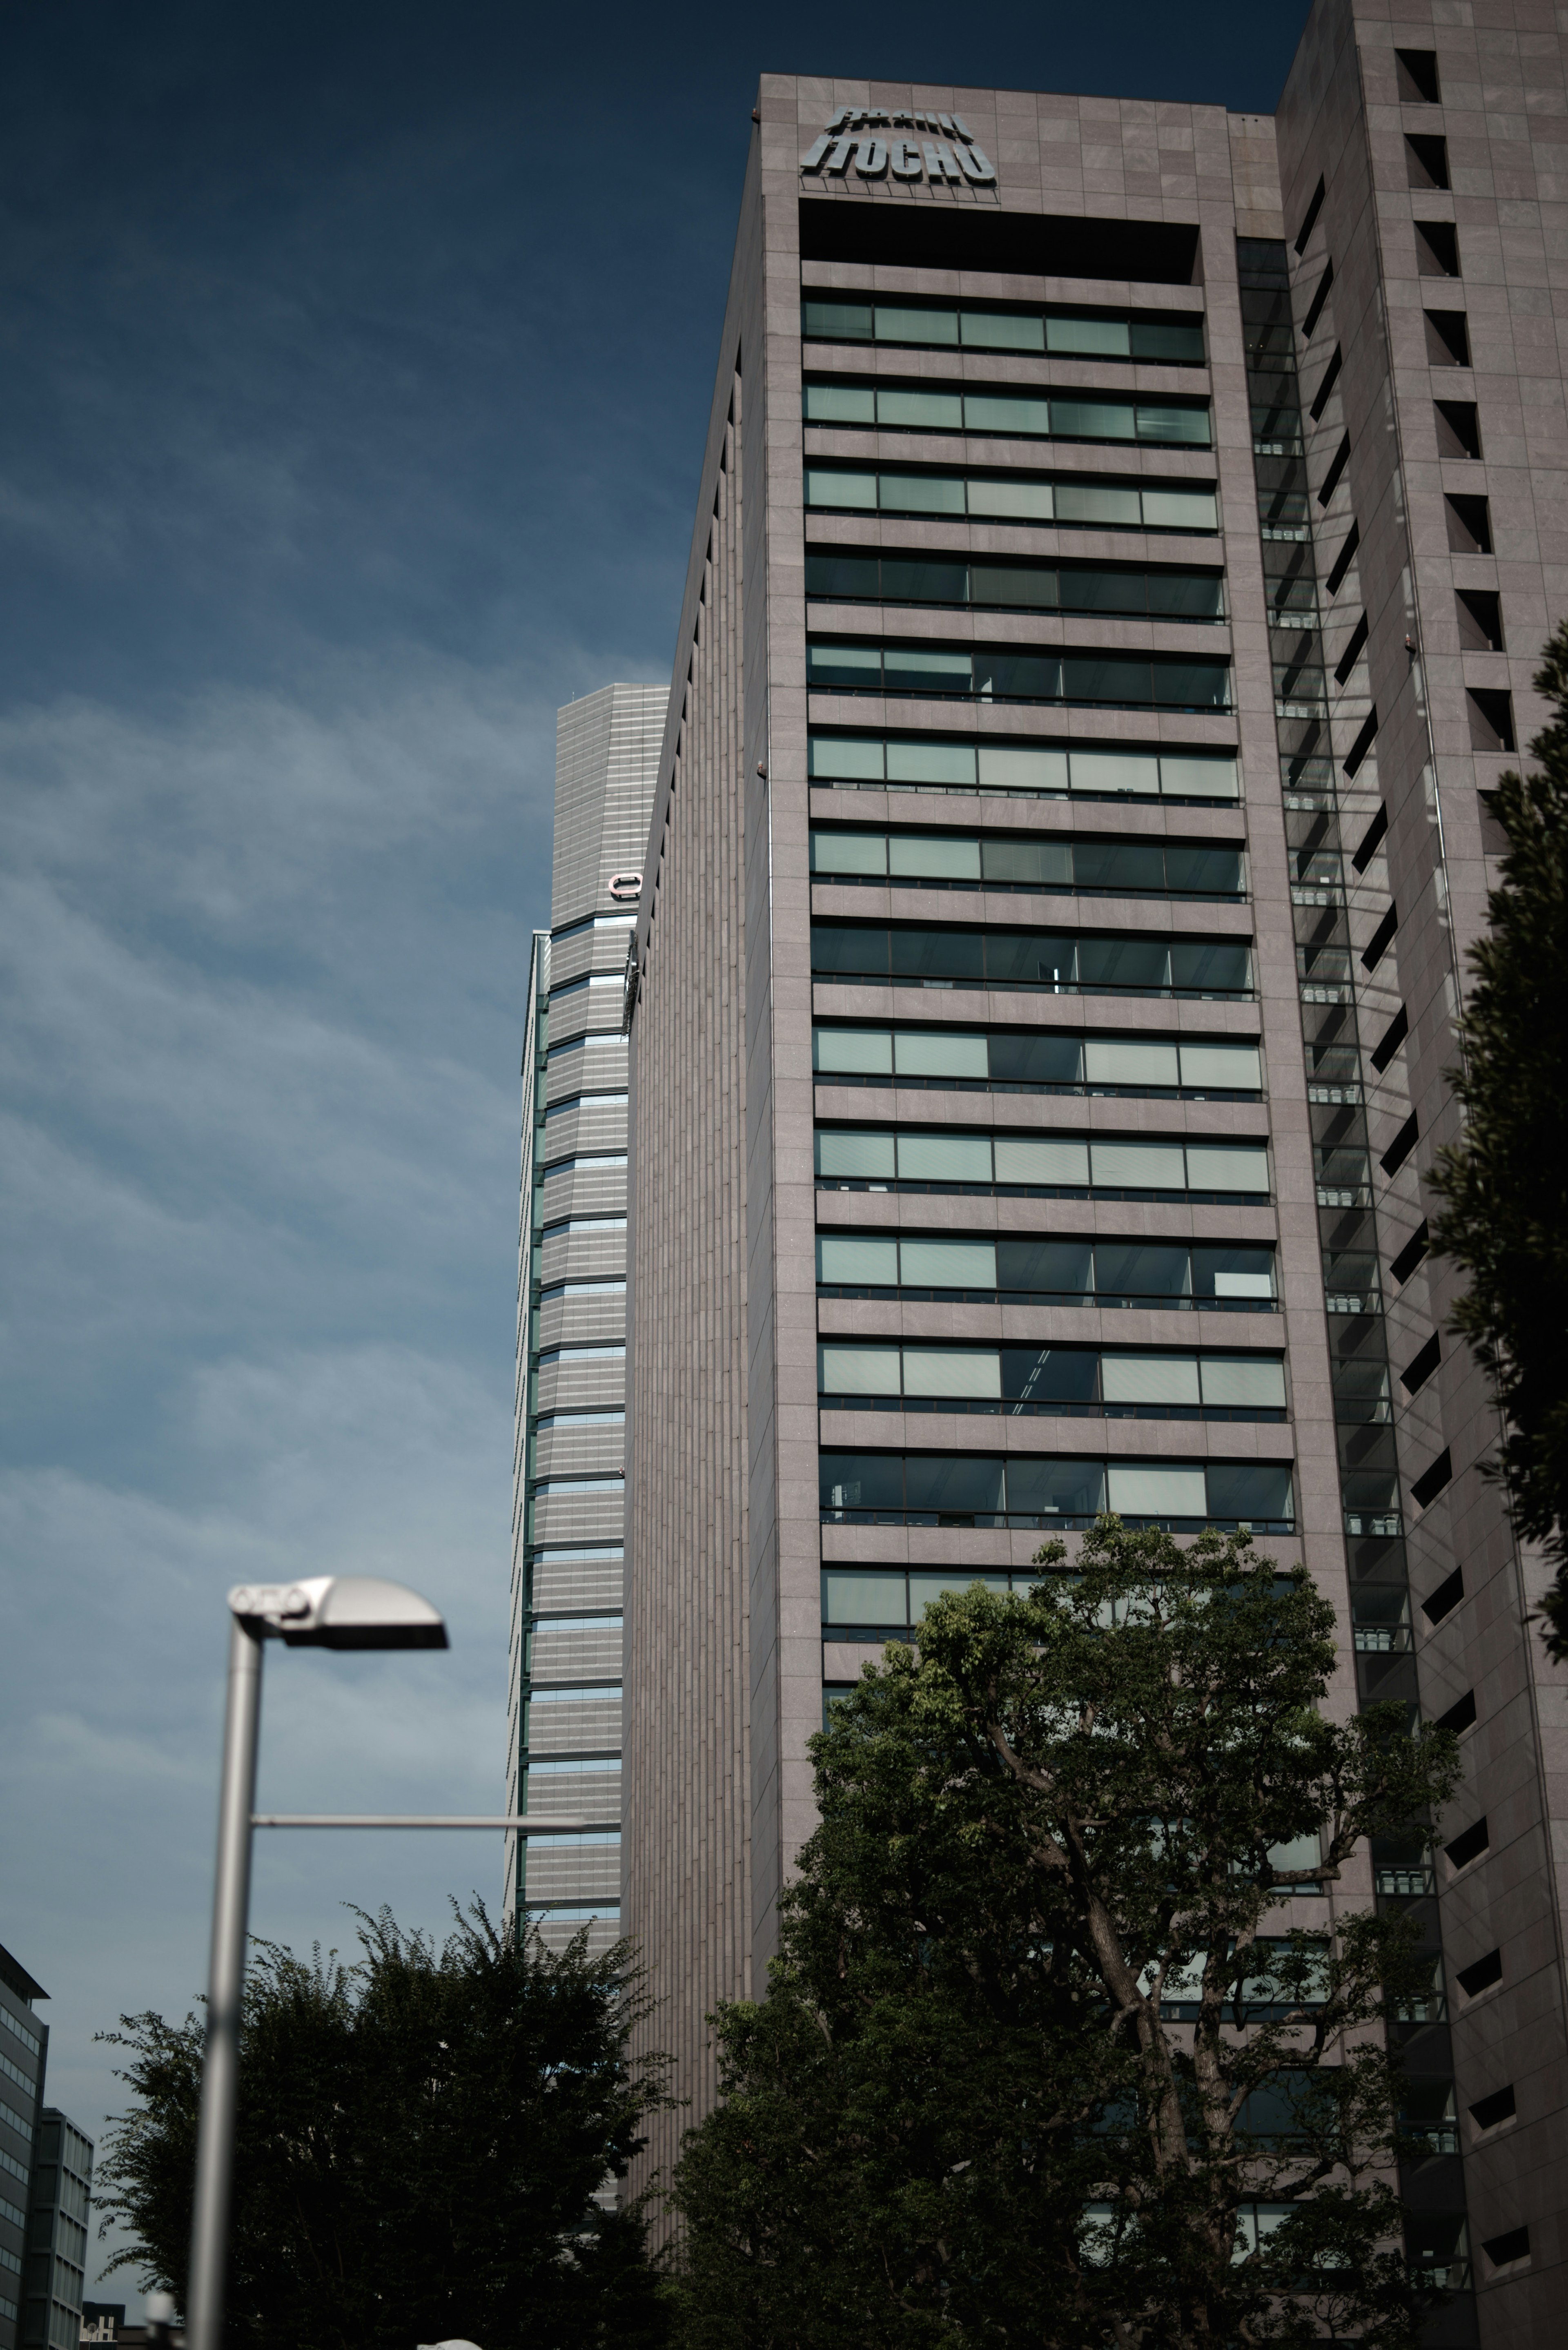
[1003,1345,1097,1400]
[1170,940,1251,991]
[1089,1143,1187,1192]
[902,1347,1001,1397]
[1006,1457,1106,1516]
[900,1238,997,1288]
[819,1343,903,1393]
[1178,1042,1261,1089]
[1106,1464,1207,1516]
[876,305,958,344]
[904,1454,1006,1512]
[1051,399,1138,440]
[889,928,984,980]
[982,930,1074,988]
[1199,1357,1286,1409]
[814,1028,893,1074]
[1185,1146,1269,1193]
[996,1238,1093,1294]
[1129,318,1205,362]
[886,739,978,786]
[981,837,1073,887]
[808,642,882,686]
[966,477,1053,519]
[883,645,974,693]
[877,388,964,429]
[1163,845,1243,895]
[1136,404,1212,445]
[1192,1251,1274,1304]
[1069,750,1161,796]
[1094,1241,1190,1296]
[978,745,1069,792]
[881,556,969,602]
[803,300,873,341]
[816,1236,900,1286]
[889,833,982,881]
[1047,314,1131,356]
[1147,571,1225,618]
[969,564,1059,610]
[815,1129,897,1178]
[909,1570,1012,1613]
[963,393,1053,436]
[805,468,879,509]
[1160,755,1238,798]
[1077,939,1171,988]
[894,1030,989,1078]
[804,382,876,424]
[1082,1039,1179,1086]
[820,1452,904,1510]
[961,311,1045,351]
[975,651,1063,700]
[812,926,889,977]
[1101,1354,1200,1405]
[1054,483,1142,526]
[988,1031,1085,1083]
[822,1569,907,1624]
[1074,841,1164,892]
[809,734,885,780]
[1062,656,1152,703]
[1205,1463,1294,1523]
[881,475,966,515]
[896,1131,993,1181]
[993,1135,1089,1183]
[1139,489,1218,531]
[806,553,881,600]
[1064,568,1146,615]
[811,830,887,875]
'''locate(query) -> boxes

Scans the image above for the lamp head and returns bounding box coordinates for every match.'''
[227,1576,449,1651]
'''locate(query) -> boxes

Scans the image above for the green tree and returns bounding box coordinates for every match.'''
[1428,619,1568,1655]
[670,1521,1459,2349]
[96,1902,674,2350]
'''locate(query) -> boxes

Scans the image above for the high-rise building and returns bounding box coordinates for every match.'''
[21,2114,91,2350]
[620,2,1568,2330]
[0,1947,47,2350]
[505,682,668,1955]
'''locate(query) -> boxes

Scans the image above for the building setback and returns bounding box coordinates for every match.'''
[506,682,668,1954]
[619,1,1568,2332]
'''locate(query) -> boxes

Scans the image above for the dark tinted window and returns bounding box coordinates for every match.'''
[997,1239,1095,1293]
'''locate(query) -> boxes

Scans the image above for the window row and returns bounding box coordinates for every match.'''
[808,639,1232,711]
[818,1341,1286,1416]
[811,827,1244,899]
[816,1232,1275,1305]
[814,1125,1269,1197]
[819,1449,1294,1529]
[802,297,1206,363]
[808,732,1241,801]
[806,550,1225,620]
[804,378,1213,447]
[804,464,1218,533]
[811,922,1252,998]
[813,1025,1263,1095]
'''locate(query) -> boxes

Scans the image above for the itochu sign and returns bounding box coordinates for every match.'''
[800,107,997,187]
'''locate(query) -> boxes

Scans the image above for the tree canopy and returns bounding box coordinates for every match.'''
[1429,618,1568,1655]
[96,1902,673,2350]
[670,1521,1459,2349]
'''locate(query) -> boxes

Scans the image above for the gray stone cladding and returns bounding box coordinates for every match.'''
[618,29,1568,2316]
[506,684,666,1961]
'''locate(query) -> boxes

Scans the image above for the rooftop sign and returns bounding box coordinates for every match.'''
[801,108,996,187]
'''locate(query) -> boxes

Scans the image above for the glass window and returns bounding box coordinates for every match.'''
[1055,483,1142,526]
[903,1347,1001,1398]
[889,834,982,881]
[901,1238,997,1288]
[983,649,1068,701]
[890,927,983,981]
[1178,1042,1261,1089]
[876,305,958,344]
[1074,840,1165,892]
[822,1568,908,1624]
[1170,941,1250,992]
[884,644,974,693]
[1136,404,1212,445]
[1090,1141,1187,1190]
[1077,938,1169,989]
[1185,1145,1268,1192]
[1083,1038,1180,1087]
[978,745,1069,792]
[819,1344,902,1394]
[893,1030,989,1078]
[963,392,1053,437]
[1200,1358,1286,1409]
[813,1028,893,1074]
[1065,567,1147,616]
[966,476,1053,519]
[816,1235,899,1285]
[1007,1457,1106,1516]
[1129,318,1205,362]
[1004,1345,1098,1400]
[988,1031,1085,1084]
[807,553,882,600]
[882,474,966,515]
[993,1135,1089,1184]
[1150,661,1229,709]
[803,299,873,341]
[1095,1241,1190,1296]
[814,926,890,977]
[1206,1463,1294,1523]
[1101,1355,1201,1405]
[897,1131,993,1181]
[980,838,1073,887]
[820,1452,904,1511]
[877,388,964,430]
[1047,315,1131,356]
[1160,755,1238,799]
[1140,488,1218,531]
[887,739,978,786]
[804,382,876,425]
[970,564,1060,611]
[960,311,1045,352]
[1163,844,1243,895]
[806,468,878,509]
[815,1129,896,1179]
[1051,398,1138,441]
[808,642,882,687]
[1192,1245,1274,1298]
[809,734,886,780]
[1107,1464,1207,1516]
[997,1238,1093,1294]
[1147,570,1225,619]
[1069,750,1161,796]
[811,830,887,875]
[910,1568,1012,1610]
[905,1454,1006,1513]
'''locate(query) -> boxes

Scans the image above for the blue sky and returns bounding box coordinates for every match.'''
[0,0,1308,2300]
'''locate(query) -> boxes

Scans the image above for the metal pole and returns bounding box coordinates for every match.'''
[187,1615,265,2350]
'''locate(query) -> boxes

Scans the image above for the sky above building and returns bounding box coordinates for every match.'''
[0,0,1308,2298]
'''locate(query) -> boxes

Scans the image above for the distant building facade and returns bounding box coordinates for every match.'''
[504,683,668,1952]
[22,2114,92,2350]
[0,1948,47,2350]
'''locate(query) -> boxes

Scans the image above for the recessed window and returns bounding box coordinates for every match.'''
[1434,399,1481,459]
[1406,134,1450,189]
[1293,174,1325,254]
[1457,589,1503,652]
[1482,2226,1530,2271]
[1396,48,1442,103]
[1445,493,1491,553]
[1390,1221,1429,1284]
[1425,309,1471,365]
[1468,2084,1516,2133]
[1468,688,1516,753]
[1456,1946,1502,1997]
[1416,221,1461,277]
